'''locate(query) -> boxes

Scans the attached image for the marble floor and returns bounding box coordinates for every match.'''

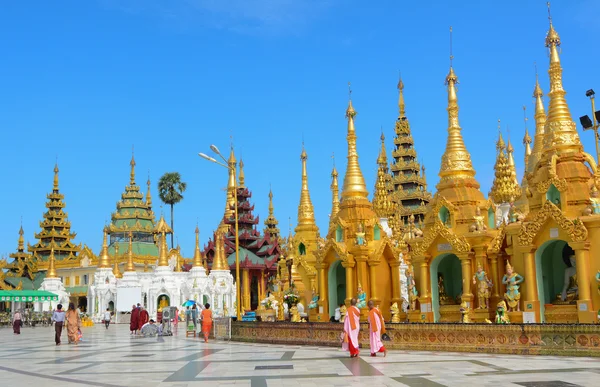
[1,324,599,387]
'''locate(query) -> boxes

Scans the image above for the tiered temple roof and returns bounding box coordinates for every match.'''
[107,154,158,259]
[204,154,281,273]
[389,79,431,226]
[28,164,81,265]
[2,227,43,290]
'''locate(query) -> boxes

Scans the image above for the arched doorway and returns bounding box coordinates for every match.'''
[328,260,346,318]
[535,239,576,321]
[430,254,462,322]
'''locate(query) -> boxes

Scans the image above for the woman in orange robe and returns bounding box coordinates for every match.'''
[200,303,212,343]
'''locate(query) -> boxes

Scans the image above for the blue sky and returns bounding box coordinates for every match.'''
[1,0,599,258]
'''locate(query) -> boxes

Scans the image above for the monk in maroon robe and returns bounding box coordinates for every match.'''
[130,305,140,334]
[138,307,149,331]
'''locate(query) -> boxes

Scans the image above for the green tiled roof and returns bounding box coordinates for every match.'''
[108,242,159,257]
[227,247,262,266]
[4,272,46,290]
[65,286,88,295]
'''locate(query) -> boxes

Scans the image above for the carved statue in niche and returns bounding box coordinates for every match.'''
[470,207,487,232]
[472,262,492,309]
[590,188,600,215]
[406,265,419,311]
[502,261,523,312]
[356,283,367,309]
[355,223,366,246]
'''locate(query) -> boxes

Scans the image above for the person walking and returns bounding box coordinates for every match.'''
[13,310,22,335]
[367,300,387,357]
[191,304,198,331]
[65,302,81,345]
[342,298,360,358]
[103,308,111,329]
[52,304,66,346]
[200,303,213,343]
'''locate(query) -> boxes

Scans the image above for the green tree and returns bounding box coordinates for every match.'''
[157,172,187,248]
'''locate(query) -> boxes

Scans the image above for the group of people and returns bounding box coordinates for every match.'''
[342,299,387,358]
[185,303,213,342]
[51,303,82,346]
[129,303,150,335]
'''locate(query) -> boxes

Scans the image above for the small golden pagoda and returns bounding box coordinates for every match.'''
[408,51,495,323]
[317,91,401,321]
[291,145,320,301]
[389,78,431,227]
[263,189,281,241]
[372,133,398,233]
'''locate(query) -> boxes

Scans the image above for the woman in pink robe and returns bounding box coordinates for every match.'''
[367,301,387,357]
[342,299,360,357]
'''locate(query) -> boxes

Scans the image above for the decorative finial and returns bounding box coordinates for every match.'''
[547,2,552,25]
[348,82,352,101]
[449,26,453,68]
[130,147,136,186]
[331,152,335,168]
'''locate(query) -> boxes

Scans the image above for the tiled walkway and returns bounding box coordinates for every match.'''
[1,324,599,386]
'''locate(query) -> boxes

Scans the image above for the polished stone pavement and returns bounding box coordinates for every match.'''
[1,324,599,386]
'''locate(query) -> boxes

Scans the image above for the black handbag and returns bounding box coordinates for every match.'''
[20,320,23,327]
[381,333,390,341]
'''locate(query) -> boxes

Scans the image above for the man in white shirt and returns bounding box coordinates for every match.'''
[103,308,111,329]
[333,304,342,322]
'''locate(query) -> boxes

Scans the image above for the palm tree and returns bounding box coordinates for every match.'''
[158,172,187,248]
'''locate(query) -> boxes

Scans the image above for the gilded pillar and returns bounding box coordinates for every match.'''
[342,259,355,305]
[458,252,474,305]
[316,262,327,314]
[258,270,265,301]
[390,260,401,305]
[572,242,592,302]
[489,253,501,300]
[419,259,430,299]
[354,248,369,299]
[242,268,250,311]
[368,260,380,303]
[522,247,538,303]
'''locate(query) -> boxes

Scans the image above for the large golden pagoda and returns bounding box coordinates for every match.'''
[389,78,431,227]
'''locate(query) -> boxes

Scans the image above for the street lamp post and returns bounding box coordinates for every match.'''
[199,147,242,322]
[579,89,600,167]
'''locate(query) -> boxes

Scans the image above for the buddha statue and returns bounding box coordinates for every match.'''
[158,295,169,310]
[502,261,524,312]
[406,265,419,311]
[472,262,492,309]
[390,302,400,323]
[340,304,347,323]
[356,284,367,309]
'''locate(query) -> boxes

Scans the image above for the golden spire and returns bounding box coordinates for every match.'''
[130,150,136,186]
[224,147,237,220]
[146,174,152,207]
[542,4,582,153]
[155,214,172,267]
[18,225,24,251]
[506,134,516,167]
[397,74,406,118]
[341,83,369,199]
[439,28,476,181]
[377,132,388,166]
[330,156,340,221]
[112,243,122,278]
[523,106,532,168]
[238,158,246,188]
[47,247,57,278]
[98,227,110,268]
[125,231,135,272]
[211,230,228,271]
[530,70,547,171]
[297,144,316,225]
[193,225,203,267]
[490,122,522,204]
[264,188,280,237]
[53,163,59,192]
